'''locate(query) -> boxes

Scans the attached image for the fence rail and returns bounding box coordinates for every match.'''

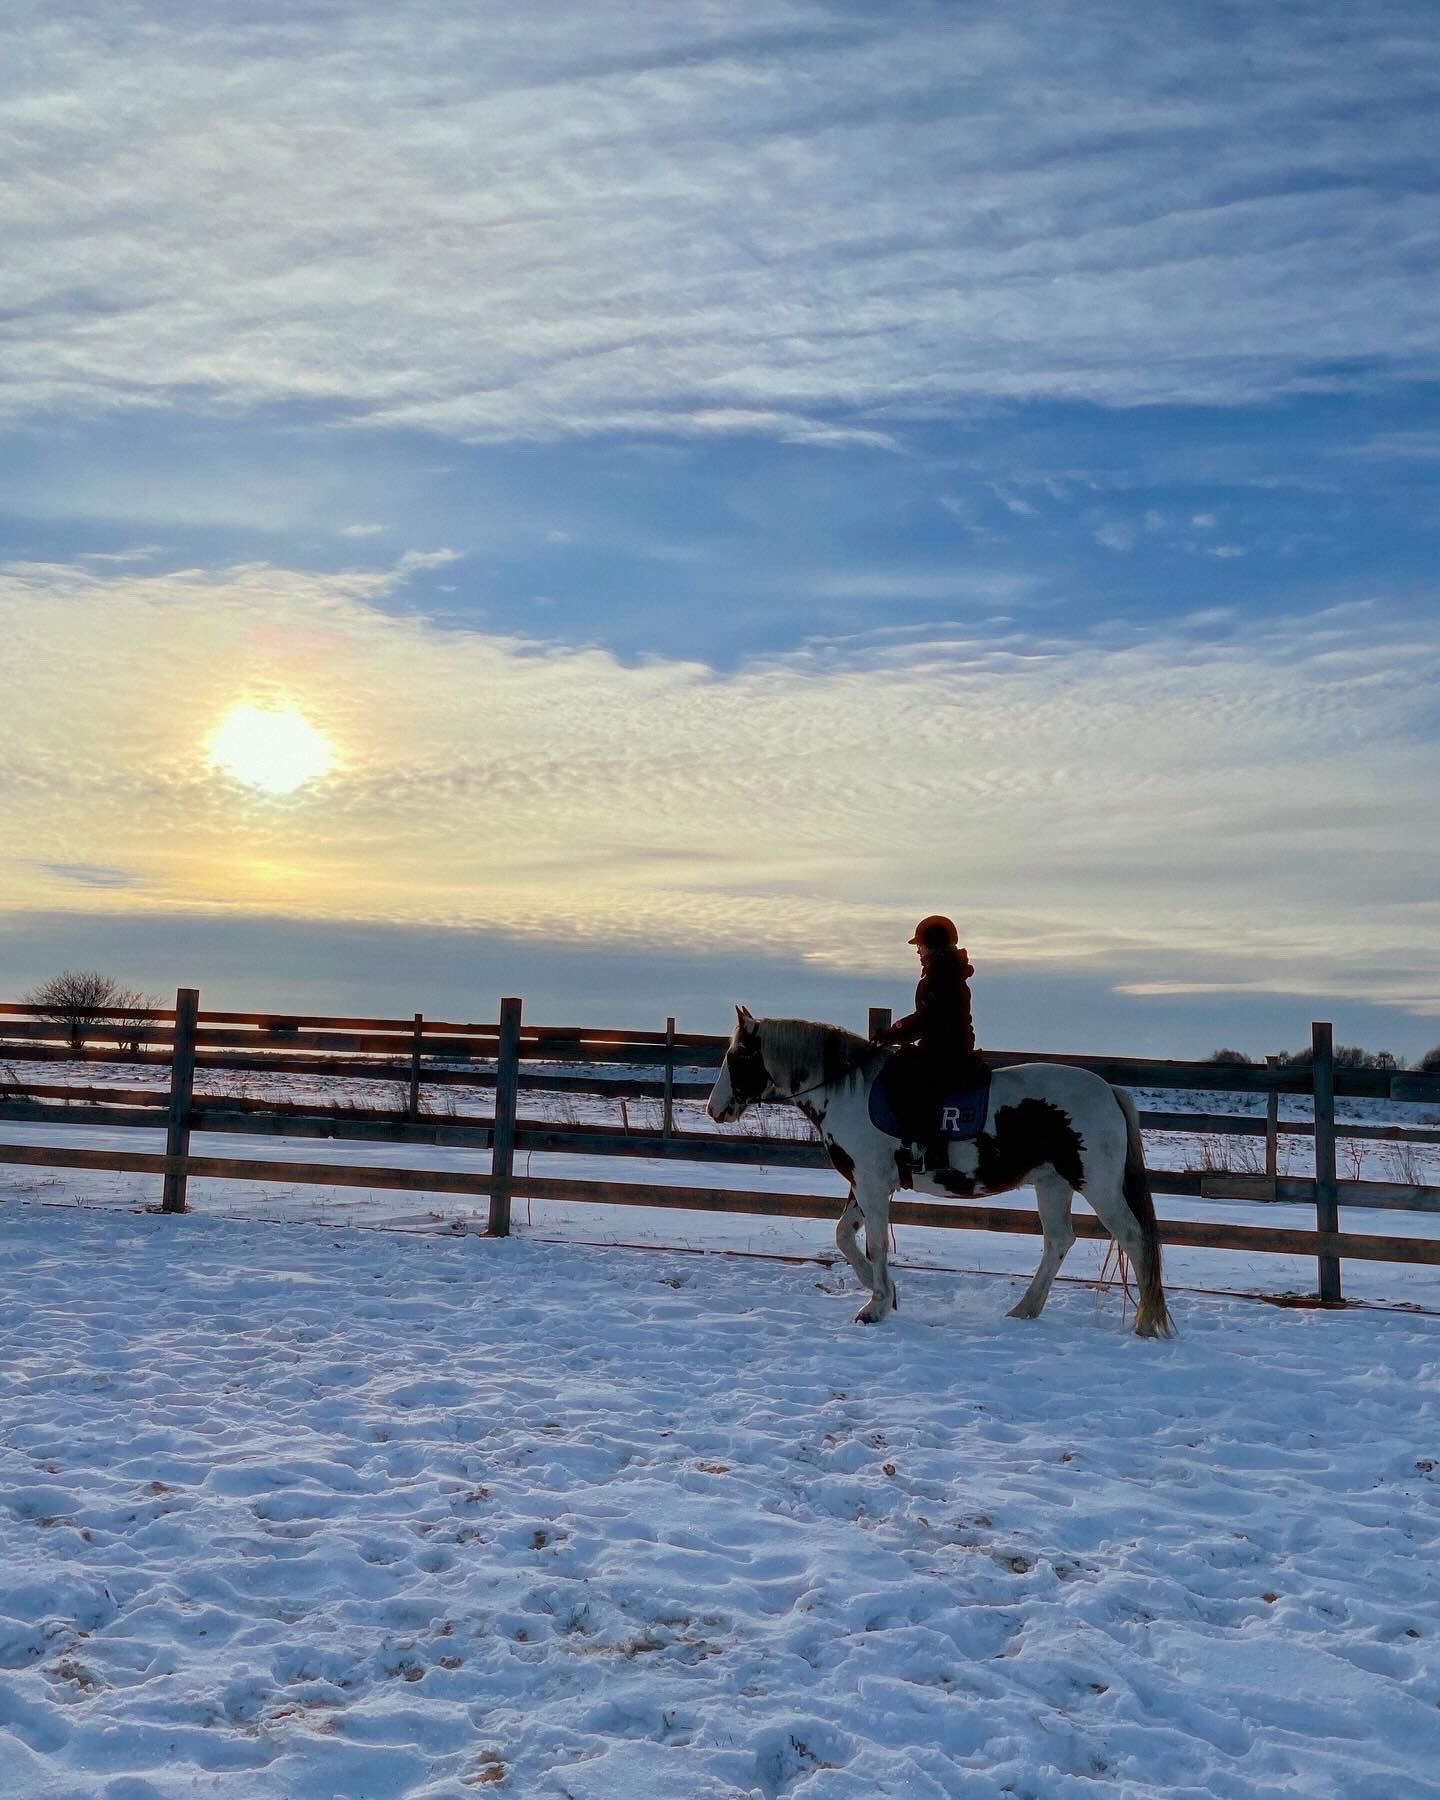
[4,990,1439,1303]
[7,1082,1439,1152]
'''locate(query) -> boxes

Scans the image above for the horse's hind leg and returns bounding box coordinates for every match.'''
[1007,1170,1076,1320]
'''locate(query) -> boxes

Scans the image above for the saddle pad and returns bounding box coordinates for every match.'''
[868,1064,992,1141]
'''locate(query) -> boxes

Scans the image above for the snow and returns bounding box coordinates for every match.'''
[3,1197,1440,1798]
[4,1053,1440,1791]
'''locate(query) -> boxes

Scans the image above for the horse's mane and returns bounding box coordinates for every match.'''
[757,1017,872,1090]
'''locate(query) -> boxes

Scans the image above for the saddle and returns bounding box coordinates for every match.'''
[868,1055,992,1142]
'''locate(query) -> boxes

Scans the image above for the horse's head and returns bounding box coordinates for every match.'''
[707,1005,772,1123]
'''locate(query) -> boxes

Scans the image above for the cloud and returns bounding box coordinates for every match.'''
[1341,431,1440,462]
[396,548,463,573]
[802,569,1037,605]
[2,553,1438,1016]
[39,862,144,889]
[77,546,169,565]
[1,4,1437,443]
[1117,982,1264,997]
[625,409,904,452]
[938,494,1009,544]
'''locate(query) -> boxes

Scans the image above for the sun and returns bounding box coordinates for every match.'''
[209,703,333,795]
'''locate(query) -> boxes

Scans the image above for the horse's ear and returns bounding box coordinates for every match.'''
[736,1003,756,1034]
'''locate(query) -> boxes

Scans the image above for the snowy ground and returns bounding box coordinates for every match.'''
[3,1058,1440,1793]
[2,1201,1440,1799]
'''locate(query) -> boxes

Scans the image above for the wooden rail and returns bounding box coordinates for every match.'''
[1,1098,1434,1211]
[3,989,1439,1300]
[7,1006,1440,1098]
[7,1080,1439,1147]
[4,1142,1439,1272]
[5,1080,1431,1144]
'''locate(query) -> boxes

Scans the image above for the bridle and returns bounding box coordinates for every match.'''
[722,1032,776,1107]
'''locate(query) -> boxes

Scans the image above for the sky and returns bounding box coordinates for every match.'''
[2,1,1439,1058]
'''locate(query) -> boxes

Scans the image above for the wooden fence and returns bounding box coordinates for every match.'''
[3,991,1439,1304]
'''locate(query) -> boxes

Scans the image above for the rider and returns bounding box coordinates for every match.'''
[874,915,980,1170]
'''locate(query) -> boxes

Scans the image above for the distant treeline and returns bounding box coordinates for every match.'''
[1211,1043,1440,1072]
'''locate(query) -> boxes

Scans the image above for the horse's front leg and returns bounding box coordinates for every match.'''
[854,1185,898,1324]
[835,1189,874,1292]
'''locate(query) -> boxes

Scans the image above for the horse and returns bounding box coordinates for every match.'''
[706,1008,1173,1337]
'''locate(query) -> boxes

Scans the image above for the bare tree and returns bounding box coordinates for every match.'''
[1272,1043,1407,1070]
[24,969,126,1054]
[112,988,163,1057]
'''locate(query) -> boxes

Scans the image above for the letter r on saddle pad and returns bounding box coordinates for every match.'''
[867,1064,992,1141]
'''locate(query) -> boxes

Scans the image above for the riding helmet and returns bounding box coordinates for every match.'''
[909,914,959,949]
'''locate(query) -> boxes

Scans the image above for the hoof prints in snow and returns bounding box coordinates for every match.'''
[0,1206,1438,1796]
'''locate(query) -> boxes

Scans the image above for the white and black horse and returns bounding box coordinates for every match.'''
[707,1009,1173,1337]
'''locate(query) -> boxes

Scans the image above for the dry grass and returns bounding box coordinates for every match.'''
[1383,1138,1436,1187]
[1191,1131,1265,1175]
[0,1062,35,1104]
[1338,1137,1368,1183]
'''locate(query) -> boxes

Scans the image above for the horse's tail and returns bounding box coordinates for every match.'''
[1114,1088,1174,1339]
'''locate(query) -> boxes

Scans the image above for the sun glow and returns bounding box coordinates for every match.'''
[209,703,333,794]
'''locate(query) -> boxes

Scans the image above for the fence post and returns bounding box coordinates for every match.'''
[662,1015,676,1138]
[162,987,199,1214]
[1312,1021,1342,1302]
[868,1006,892,1042]
[488,996,522,1236]
[1264,1055,1279,1179]
[408,1013,423,1122]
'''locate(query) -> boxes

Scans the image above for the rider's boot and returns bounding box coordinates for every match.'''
[922,1132,951,1174]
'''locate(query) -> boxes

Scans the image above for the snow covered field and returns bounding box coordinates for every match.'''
[3,1054,1440,1794]
[3,1196,1440,1798]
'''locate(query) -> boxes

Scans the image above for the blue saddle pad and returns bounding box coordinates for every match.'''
[868,1064,991,1141]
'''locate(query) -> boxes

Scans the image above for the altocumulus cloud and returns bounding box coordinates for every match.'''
[2,557,1438,1016]
[1,2,1438,438]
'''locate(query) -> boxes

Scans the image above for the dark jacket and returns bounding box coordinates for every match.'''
[891,946,975,1056]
